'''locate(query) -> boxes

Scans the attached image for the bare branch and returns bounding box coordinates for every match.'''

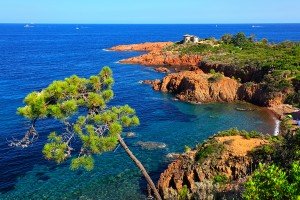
[7,123,38,148]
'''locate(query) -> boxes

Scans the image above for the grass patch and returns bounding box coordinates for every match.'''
[178,185,189,200]
[213,174,228,184]
[208,73,224,83]
[195,140,225,163]
[216,128,264,139]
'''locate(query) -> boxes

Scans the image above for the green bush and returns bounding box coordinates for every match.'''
[213,174,228,184]
[184,145,191,153]
[195,141,225,162]
[243,162,300,200]
[216,128,263,139]
[208,73,223,82]
[209,69,216,74]
[178,185,189,200]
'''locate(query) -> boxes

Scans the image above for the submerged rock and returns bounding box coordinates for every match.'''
[166,153,181,160]
[136,141,167,150]
[142,79,161,91]
[126,132,136,138]
[154,67,170,73]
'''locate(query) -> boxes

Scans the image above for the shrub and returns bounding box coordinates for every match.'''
[243,164,290,199]
[280,116,293,135]
[213,174,228,184]
[208,73,223,82]
[209,69,216,74]
[231,32,252,48]
[184,145,191,153]
[195,141,225,162]
[216,128,263,139]
[243,162,300,200]
[221,34,233,44]
[178,185,189,200]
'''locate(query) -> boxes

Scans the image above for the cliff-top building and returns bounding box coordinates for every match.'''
[183,34,200,44]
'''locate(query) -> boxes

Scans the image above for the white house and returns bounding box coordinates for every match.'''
[183,34,200,44]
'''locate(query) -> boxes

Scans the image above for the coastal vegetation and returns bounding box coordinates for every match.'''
[244,129,300,199]
[213,128,300,199]
[243,162,300,200]
[158,128,300,199]
[11,67,162,200]
[165,32,300,107]
[103,35,300,199]
[195,140,225,163]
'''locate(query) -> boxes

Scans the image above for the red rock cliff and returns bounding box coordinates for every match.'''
[110,42,202,67]
[109,42,173,52]
[158,135,268,199]
[149,70,241,103]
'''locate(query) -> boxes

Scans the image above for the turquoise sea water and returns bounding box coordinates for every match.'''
[0,24,300,199]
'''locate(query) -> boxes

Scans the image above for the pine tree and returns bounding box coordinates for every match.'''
[10,66,162,200]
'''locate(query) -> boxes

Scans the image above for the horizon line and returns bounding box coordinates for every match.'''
[1,22,300,25]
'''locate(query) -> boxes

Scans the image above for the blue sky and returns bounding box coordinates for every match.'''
[0,0,299,24]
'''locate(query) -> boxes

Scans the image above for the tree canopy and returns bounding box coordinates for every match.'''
[12,66,140,171]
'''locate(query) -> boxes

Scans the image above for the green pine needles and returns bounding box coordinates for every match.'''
[12,66,140,171]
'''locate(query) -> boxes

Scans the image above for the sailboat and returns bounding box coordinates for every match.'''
[24,24,34,28]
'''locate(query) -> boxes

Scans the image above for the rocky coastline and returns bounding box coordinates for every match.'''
[109,41,300,199]
[109,42,202,67]
[157,133,269,199]
[109,41,299,120]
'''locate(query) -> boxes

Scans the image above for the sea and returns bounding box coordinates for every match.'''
[0,24,300,200]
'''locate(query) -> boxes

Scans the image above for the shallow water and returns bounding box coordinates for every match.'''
[0,24,299,199]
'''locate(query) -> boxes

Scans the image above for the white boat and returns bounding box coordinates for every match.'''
[24,24,34,28]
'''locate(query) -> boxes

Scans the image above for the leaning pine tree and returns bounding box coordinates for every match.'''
[9,66,162,200]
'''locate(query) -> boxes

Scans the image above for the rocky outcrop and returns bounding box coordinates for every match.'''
[237,83,286,107]
[143,79,161,90]
[145,70,290,107]
[110,42,202,67]
[136,141,167,150]
[268,104,300,119]
[154,67,171,73]
[121,51,202,67]
[109,42,173,52]
[158,135,269,199]
[111,41,295,112]
[148,70,241,103]
[199,61,269,83]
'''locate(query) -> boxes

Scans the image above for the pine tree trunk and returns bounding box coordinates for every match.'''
[117,135,162,200]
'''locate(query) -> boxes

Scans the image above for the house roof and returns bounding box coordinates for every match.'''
[183,34,198,38]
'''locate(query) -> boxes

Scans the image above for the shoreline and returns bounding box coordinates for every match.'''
[109,41,299,135]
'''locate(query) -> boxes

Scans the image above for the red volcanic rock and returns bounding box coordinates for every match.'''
[111,41,290,109]
[142,79,161,91]
[154,67,170,73]
[158,136,268,199]
[110,42,202,67]
[121,52,202,67]
[152,70,241,103]
[109,42,173,52]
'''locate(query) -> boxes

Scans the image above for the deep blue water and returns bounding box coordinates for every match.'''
[0,24,299,200]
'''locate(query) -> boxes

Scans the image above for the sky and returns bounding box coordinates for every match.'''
[0,0,299,24]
